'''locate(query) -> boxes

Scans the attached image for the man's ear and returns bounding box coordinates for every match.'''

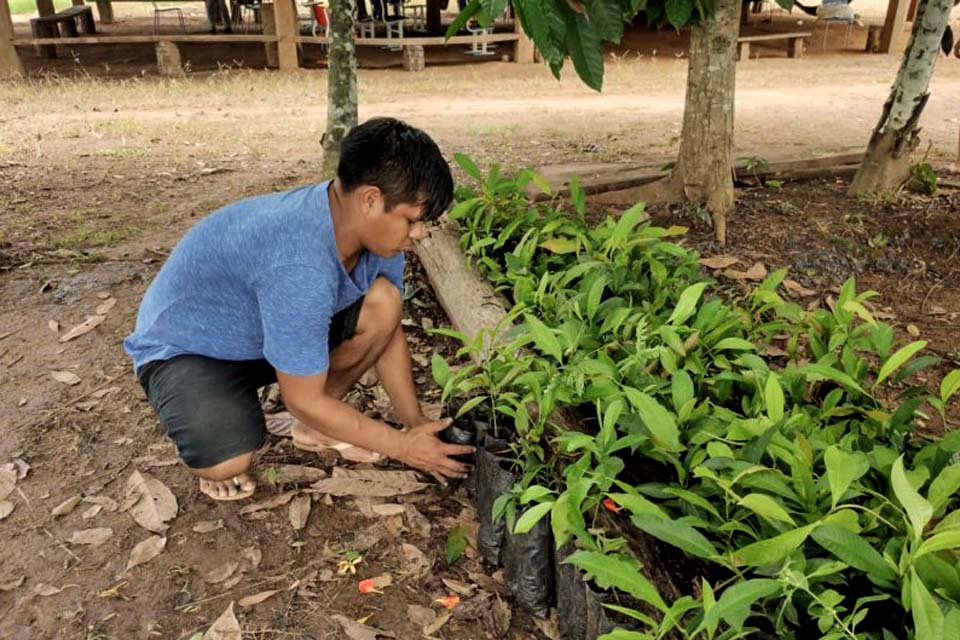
[356,185,383,214]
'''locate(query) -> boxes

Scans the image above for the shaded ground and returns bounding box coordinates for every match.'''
[1,41,959,639]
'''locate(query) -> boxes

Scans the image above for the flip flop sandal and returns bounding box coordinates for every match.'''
[203,477,256,502]
[292,438,383,463]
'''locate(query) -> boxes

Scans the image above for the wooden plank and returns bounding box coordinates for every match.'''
[512,13,534,63]
[272,0,299,71]
[297,32,520,46]
[414,225,509,366]
[879,0,910,53]
[14,34,280,44]
[0,0,24,77]
[738,31,811,42]
[261,0,279,67]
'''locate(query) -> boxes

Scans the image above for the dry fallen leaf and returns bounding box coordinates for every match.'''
[699,254,740,269]
[488,596,512,638]
[532,609,561,640]
[96,291,111,300]
[124,535,166,573]
[193,519,224,534]
[267,464,325,485]
[0,465,16,500]
[91,386,120,399]
[907,324,921,337]
[0,575,25,591]
[47,320,59,332]
[264,412,294,437]
[202,560,240,585]
[124,470,178,533]
[52,495,82,517]
[404,504,432,539]
[372,503,405,517]
[239,490,298,516]
[724,262,768,281]
[69,527,113,546]
[310,468,428,498]
[288,494,311,530]
[238,589,278,608]
[0,500,13,520]
[400,543,431,580]
[95,298,117,315]
[927,305,948,316]
[203,602,242,640]
[240,545,262,570]
[33,583,62,597]
[50,370,81,386]
[423,612,451,637]
[442,578,476,596]
[82,504,102,519]
[331,614,396,640]
[82,495,118,512]
[407,604,437,628]
[783,279,817,297]
[59,315,106,343]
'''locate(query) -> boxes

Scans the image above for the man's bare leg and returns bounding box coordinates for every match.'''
[195,451,257,500]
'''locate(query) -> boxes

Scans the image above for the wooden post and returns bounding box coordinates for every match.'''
[0,0,24,77]
[879,0,910,53]
[906,0,920,21]
[96,0,114,24]
[36,0,55,16]
[737,40,750,59]
[155,40,184,76]
[262,2,279,67]
[402,43,424,70]
[512,12,533,63]
[787,35,804,58]
[273,0,299,70]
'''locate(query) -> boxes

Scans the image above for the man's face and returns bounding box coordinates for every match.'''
[362,195,426,257]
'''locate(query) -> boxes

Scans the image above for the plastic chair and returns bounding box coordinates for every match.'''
[310,2,328,37]
[465,22,494,56]
[152,0,186,35]
[405,0,426,29]
[358,0,403,49]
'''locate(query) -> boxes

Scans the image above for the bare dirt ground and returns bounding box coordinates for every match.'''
[1,21,960,638]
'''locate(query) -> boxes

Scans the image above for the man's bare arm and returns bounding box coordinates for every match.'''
[375,324,427,428]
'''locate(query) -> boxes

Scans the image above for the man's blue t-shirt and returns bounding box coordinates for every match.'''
[123,180,404,376]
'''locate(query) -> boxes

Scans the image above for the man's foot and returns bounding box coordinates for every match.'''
[291,419,382,463]
[198,473,256,501]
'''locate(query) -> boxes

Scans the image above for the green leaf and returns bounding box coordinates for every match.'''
[910,568,944,640]
[445,525,468,565]
[892,455,934,541]
[801,362,865,395]
[917,530,960,559]
[431,354,451,390]
[842,300,877,326]
[513,501,553,534]
[526,314,563,361]
[539,237,581,254]
[520,484,554,504]
[631,513,719,560]
[565,551,668,612]
[942,369,960,404]
[698,579,782,634]
[453,152,483,181]
[824,445,870,509]
[712,337,757,352]
[811,524,897,584]
[622,388,683,452]
[928,465,960,513]
[876,340,928,386]
[664,0,693,29]
[668,282,707,326]
[732,523,819,567]
[764,373,785,423]
[737,493,796,525]
[671,370,694,413]
[564,12,604,92]
[454,395,488,419]
[587,274,608,321]
[584,0,624,43]
[608,492,668,519]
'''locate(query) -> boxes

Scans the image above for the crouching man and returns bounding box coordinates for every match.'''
[124,118,473,501]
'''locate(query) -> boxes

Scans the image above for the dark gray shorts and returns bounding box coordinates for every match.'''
[137,296,364,468]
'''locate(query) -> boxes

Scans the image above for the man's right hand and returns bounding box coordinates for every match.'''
[395,418,475,486]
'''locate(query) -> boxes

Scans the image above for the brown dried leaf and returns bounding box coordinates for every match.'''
[124,470,178,533]
[69,527,113,546]
[927,305,948,316]
[0,575,24,591]
[404,504,432,539]
[407,604,437,628]
[33,583,62,597]
[331,614,396,640]
[698,254,740,269]
[288,494,311,530]
[91,386,120,399]
[240,546,262,570]
[202,560,240,584]
[50,370,81,386]
[371,574,393,589]
[82,495,118,512]
[724,262,768,281]
[422,612,451,637]
[124,535,166,572]
[203,602,242,640]
[268,464,325,485]
[95,298,117,315]
[239,490,298,515]
[193,519,224,533]
[238,590,279,608]
[81,504,102,519]
[908,324,921,337]
[311,468,427,498]
[0,465,17,500]
[264,411,294,437]
[442,578,476,596]
[452,591,492,620]
[531,609,561,640]
[371,503,405,517]
[47,320,59,332]
[0,500,13,520]
[783,279,817,297]
[59,315,106,343]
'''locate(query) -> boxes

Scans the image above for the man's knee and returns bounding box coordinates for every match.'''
[359,277,401,336]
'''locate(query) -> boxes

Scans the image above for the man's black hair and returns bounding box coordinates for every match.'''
[337,117,454,222]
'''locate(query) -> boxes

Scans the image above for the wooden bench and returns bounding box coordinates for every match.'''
[737,31,811,60]
[29,6,97,58]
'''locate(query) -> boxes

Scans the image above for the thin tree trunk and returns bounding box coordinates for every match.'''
[322,0,359,177]
[848,0,952,196]
[624,0,741,245]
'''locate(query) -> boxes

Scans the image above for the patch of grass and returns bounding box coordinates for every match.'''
[9,0,71,14]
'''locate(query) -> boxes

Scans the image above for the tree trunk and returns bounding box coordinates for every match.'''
[625,0,741,245]
[321,0,359,177]
[848,0,952,197]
